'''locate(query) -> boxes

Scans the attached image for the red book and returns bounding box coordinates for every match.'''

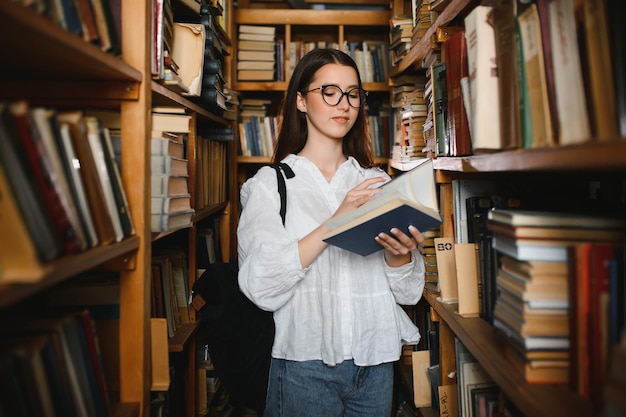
[6,100,84,255]
[443,30,472,156]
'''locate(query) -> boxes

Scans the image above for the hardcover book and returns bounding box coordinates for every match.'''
[322,159,442,256]
[517,4,555,148]
[464,5,502,152]
[443,30,472,156]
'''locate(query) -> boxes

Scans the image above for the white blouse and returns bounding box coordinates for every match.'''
[237,154,425,367]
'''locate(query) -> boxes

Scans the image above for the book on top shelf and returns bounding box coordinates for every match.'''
[322,159,442,256]
[491,0,522,151]
[579,0,619,140]
[443,30,472,156]
[543,0,591,145]
[171,23,206,97]
[464,5,502,152]
[516,4,555,148]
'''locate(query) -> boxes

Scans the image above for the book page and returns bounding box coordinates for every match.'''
[324,159,436,230]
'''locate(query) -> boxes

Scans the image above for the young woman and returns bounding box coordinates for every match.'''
[237,48,426,417]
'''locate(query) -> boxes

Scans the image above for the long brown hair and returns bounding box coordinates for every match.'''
[272,48,375,168]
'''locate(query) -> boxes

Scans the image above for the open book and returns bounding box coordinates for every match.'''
[322,158,442,256]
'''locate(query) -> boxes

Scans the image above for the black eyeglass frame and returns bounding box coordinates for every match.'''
[305,84,369,108]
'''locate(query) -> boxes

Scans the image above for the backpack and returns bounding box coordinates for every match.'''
[191,162,294,415]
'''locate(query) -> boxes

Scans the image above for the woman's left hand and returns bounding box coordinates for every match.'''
[375,225,424,266]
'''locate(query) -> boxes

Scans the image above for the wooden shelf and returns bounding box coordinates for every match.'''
[423,288,594,417]
[0,1,141,83]
[0,237,140,309]
[235,8,390,25]
[152,81,230,125]
[169,322,199,353]
[432,139,626,173]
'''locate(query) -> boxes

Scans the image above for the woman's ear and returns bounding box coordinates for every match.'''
[296,91,307,113]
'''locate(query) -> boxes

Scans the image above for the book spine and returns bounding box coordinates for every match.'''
[7,101,84,255]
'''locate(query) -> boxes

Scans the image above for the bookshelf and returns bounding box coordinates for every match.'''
[390,0,626,416]
[232,9,392,256]
[0,1,234,417]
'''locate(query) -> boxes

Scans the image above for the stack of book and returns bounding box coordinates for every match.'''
[389,14,412,66]
[237,24,276,81]
[487,209,626,384]
[396,86,428,162]
[390,74,428,163]
[238,115,280,157]
[421,228,441,283]
[194,4,230,113]
[411,0,436,44]
[150,108,194,233]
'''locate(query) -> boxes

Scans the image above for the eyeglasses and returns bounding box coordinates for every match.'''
[306,84,368,108]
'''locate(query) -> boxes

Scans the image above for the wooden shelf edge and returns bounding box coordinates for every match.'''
[168,322,199,352]
[423,288,594,417]
[1,1,141,82]
[235,8,391,25]
[193,202,229,223]
[0,236,140,309]
[151,81,229,125]
[432,139,626,173]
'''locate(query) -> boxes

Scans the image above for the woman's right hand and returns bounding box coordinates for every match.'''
[331,177,387,219]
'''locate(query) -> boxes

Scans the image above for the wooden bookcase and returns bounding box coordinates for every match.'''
[231,8,392,257]
[0,1,234,416]
[390,0,626,416]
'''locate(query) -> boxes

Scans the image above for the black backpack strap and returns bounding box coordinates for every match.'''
[269,162,295,226]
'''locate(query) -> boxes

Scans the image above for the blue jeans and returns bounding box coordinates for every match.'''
[263,358,394,417]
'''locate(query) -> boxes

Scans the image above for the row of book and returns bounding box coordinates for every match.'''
[428,173,626,403]
[88,106,229,234]
[237,106,391,159]
[0,100,135,283]
[24,0,121,57]
[151,248,191,338]
[152,0,234,117]
[195,128,231,210]
[392,0,625,162]
[235,23,390,84]
[487,210,625,409]
[0,308,114,417]
[403,299,523,417]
